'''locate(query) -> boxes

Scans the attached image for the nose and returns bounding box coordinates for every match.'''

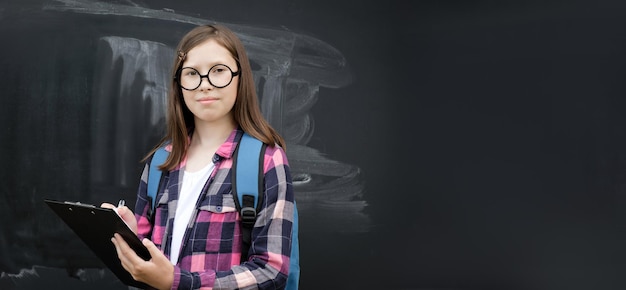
[198,75,214,90]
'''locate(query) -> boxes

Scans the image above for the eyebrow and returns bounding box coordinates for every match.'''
[183,58,236,67]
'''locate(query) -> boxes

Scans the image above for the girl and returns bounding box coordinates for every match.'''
[104,24,296,290]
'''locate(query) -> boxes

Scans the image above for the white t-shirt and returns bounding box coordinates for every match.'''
[169,162,215,264]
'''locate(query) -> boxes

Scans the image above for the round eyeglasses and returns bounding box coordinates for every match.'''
[177,64,240,90]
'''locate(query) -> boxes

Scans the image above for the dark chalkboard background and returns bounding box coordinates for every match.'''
[1,0,626,289]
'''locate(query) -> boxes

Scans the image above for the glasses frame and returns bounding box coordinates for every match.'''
[176,63,241,90]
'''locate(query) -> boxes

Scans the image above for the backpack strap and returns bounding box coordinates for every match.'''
[147,146,169,211]
[232,132,265,262]
[286,204,300,289]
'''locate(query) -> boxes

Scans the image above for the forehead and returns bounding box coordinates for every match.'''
[184,39,235,66]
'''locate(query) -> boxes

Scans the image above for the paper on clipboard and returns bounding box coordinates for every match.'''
[44,199,151,288]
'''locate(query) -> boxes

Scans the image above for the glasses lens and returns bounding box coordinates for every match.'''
[208,64,233,88]
[180,67,201,90]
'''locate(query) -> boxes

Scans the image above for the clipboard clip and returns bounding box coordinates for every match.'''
[63,201,96,208]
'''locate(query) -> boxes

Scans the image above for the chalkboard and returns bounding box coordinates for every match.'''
[1,0,626,289]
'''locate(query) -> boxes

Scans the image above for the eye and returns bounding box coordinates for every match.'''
[211,65,229,74]
[181,68,198,76]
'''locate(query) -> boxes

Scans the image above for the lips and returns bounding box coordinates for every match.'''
[197,96,217,101]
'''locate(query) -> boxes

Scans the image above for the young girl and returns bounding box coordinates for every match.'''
[104,24,296,290]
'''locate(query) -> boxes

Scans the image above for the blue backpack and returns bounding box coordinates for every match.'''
[147,133,300,289]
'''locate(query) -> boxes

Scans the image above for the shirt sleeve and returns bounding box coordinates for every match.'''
[134,161,154,241]
[172,145,296,290]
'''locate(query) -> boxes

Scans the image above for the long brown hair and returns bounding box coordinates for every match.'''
[143,24,286,170]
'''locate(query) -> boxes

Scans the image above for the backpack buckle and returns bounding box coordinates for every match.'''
[240,206,257,226]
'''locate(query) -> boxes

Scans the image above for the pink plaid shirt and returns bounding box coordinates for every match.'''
[134,128,295,289]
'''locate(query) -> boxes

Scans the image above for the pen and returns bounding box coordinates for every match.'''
[118,199,125,208]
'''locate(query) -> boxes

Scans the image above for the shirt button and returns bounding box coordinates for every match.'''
[216,206,222,212]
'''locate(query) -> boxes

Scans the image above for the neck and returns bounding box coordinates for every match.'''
[191,117,237,148]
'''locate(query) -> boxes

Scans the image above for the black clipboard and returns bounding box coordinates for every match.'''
[44,199,151,288]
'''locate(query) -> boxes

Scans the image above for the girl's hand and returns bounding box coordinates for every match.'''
[101,202,138,234]
[111,233,174,290]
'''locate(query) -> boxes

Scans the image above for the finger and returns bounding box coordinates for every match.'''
[112,233,131,260]
[114,233,144,275]
[111,235,120,254]
[101,202,116,209]
[111,235,131,271]
[142,238,172,268]
[115,207,138,233]
[142,238,161,258]
[113,233,132,254]
[117,206,134,219]
[115,233,148,266]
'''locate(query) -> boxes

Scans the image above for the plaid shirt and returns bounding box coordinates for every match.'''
[134,128,295,289]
